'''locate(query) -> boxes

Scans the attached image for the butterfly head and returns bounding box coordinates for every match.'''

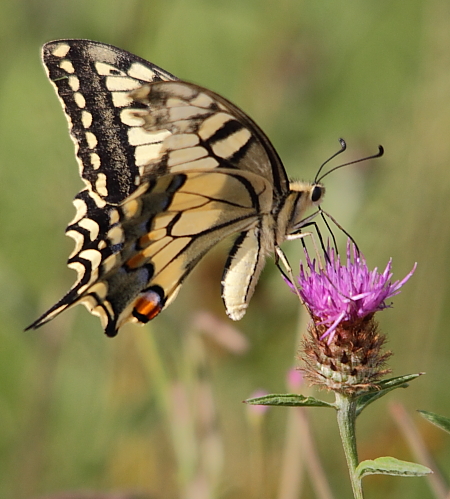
[282,180,325,236]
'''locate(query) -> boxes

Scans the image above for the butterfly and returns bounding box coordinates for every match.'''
[27,39,326,337]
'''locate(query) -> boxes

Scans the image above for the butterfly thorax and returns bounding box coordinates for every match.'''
[273,180,325,244]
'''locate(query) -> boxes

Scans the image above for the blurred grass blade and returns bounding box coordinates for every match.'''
[418,410,450,434]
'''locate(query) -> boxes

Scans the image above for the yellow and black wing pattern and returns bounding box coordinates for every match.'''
[27,40,324,336]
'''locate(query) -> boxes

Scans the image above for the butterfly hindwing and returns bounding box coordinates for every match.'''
[29,168,272,336]
[221,226,269,321]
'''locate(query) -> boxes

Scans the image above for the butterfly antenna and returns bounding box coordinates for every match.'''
[316,145,384,184]
[314,138,347,184]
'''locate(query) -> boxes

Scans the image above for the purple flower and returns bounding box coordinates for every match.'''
[291,241,416,343]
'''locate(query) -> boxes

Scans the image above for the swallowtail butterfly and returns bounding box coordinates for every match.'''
[27,39,326,337]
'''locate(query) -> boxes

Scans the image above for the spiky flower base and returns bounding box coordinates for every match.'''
[301,314,391,395]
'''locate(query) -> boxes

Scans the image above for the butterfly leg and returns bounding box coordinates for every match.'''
[274,235,311,307]
[318,208,360,255]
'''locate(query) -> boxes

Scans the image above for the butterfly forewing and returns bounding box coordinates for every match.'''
[42,39,177,203]
[28,39,324,336]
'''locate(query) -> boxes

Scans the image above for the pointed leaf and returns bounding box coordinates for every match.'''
[356,373,423,416]
[245,393,335,408]
[418,410,450,434]
[356,456,432,479]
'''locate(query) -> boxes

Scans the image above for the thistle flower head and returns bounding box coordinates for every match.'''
[292,241,416,342]
[289,240,416,394]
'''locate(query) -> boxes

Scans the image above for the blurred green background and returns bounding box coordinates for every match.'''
[1,0,449,498]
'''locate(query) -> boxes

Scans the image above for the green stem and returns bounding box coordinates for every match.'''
[335,392,364,499]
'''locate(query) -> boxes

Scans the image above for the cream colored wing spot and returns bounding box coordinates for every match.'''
[120,109,145,127]
[130,128,171,166]
[105,76,143,92]
[78,249,102,269]
[73,92,86,108]
[68,75,80,91]
[67,260,91,288]
[212,127,252,159]
[109,208,120,225]
[70,197,88,225]
[82,110,93,128]
[135,143,165,167]
[198,112,233,140]
[59,60,75,73]
[90,152,101,170]
[77,217,100,241]
[88,190,107,209]
[95,173,108,197]
[107,225,124,245]
[112,92,133,108]
[66,229,85,258]
[85,131,98,149]
[128,127,164,147]
[51,43,70,58]
[127,62,158,81]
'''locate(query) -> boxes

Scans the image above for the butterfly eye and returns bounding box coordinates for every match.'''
[311,185,324,203]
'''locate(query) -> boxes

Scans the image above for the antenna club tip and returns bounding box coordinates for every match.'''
[378,145,384,156]
[338,138,347,149]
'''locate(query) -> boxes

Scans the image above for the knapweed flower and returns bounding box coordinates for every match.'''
[289,241,416,394]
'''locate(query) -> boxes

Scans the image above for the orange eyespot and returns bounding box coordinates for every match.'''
[133,289,164,323]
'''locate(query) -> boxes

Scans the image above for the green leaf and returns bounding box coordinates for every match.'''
[356,373,423,416]
[245,393,335,408]
[356,457,432,479]
[418,410,450,434]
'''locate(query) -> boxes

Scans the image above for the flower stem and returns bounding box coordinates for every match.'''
[335,392,364,499]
